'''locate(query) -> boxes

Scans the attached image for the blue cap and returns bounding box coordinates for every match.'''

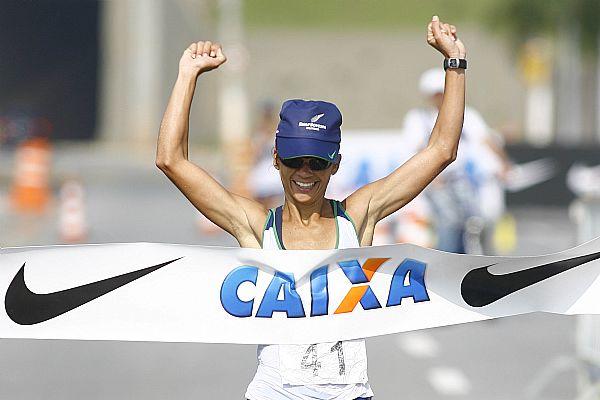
[275,99,342,162]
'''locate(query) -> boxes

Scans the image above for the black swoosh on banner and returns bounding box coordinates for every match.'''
[5,257,183,325]
[461,251,600,307]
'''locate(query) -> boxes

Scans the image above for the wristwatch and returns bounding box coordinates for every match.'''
[444,58,467,71]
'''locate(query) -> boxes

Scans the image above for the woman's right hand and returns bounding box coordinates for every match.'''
[179,41,227,77]
[426,16,466,59]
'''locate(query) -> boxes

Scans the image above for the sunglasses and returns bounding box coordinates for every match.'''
[278,157,332,171]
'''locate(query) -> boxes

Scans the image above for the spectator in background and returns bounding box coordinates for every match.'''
[247,100,283,208]
[402,68,511,254]
[253,100,278,161]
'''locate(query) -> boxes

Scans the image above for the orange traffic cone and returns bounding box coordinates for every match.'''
[9,137,52,213]
[58,179,88,243]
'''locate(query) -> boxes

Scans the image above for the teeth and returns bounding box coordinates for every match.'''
[294,181,316,189]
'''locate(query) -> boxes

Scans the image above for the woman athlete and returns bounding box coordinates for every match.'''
[156,15,466,400]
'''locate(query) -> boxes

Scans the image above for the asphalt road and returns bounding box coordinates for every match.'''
[0,145,588,400]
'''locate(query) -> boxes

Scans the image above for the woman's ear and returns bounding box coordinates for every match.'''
[273,148,279,170]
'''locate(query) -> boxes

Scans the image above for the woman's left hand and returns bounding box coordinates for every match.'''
[426,15,466,59]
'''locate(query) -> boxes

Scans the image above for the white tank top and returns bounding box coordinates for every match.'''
[245,199,374,400]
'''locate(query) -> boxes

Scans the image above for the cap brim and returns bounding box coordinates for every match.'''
[276,137,339,162]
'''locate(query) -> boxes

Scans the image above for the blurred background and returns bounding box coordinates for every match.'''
[1,0,600,399]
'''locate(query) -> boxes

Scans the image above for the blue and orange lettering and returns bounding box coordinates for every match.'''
[335,258,389,314]
[220,266,258,317]
[310,266,329,317]
[386,259,430,307]
[256,272,305,318]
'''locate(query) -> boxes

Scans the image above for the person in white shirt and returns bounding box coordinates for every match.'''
[156,16,467,400]
[402,68,510,254]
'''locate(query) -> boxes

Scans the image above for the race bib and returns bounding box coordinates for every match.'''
[279,339,368,385]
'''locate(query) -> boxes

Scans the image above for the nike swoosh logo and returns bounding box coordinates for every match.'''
[5,257,182,325]
[461,251,600,307]
[328,151,337,159]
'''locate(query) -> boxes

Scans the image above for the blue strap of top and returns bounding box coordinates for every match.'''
[274,205,286,250]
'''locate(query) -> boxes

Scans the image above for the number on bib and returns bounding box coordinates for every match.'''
[279,340,367,385]
[330,341,345,376]
[300,342,346,377]
[300,344,321,376]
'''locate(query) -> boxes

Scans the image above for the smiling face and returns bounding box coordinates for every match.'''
[273,151,340,204]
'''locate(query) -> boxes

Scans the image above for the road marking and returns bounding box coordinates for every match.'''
[396,332,440,358]
[427,366,471,396]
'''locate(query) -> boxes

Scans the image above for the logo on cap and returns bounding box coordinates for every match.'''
[299,113,327,132]
[310,113,325,123]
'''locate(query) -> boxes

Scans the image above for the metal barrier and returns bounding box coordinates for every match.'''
[573,198,600,398]
[525,197,600,399]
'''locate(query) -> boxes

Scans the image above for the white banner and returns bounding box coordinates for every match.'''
[1,239,600,344]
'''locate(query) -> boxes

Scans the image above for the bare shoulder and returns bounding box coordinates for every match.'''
[342,186,376,247]
[230,194,270,248]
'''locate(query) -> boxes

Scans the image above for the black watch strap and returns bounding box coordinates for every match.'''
[444,58,467,71]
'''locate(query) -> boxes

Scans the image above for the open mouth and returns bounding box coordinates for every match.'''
[292,180,317,192]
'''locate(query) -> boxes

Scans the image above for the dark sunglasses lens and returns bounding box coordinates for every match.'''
[280,157,332,171]
[280,157,304,169]
[308,158,331,171]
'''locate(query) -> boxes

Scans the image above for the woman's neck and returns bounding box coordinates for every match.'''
[282,195,330,225]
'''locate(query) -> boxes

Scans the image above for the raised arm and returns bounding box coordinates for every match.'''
[345,16,467,244]
[156,41,267,248]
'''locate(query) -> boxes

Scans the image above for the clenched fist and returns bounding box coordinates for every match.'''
[426,16,466,59]
[179,41,227,77]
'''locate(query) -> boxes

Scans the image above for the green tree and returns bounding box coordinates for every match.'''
[490,0,600,57]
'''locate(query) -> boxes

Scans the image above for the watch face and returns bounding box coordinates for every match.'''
[449,59,459,68]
